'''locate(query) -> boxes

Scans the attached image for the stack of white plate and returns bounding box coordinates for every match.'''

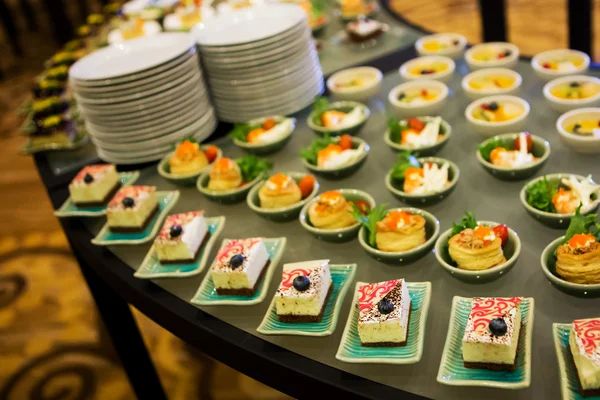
[193,4,323,122]
[69,33,216,164]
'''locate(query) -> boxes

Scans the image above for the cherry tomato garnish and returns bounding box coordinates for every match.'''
[354,200,371,215]
[513,132,533,152]
[492,224,509,246]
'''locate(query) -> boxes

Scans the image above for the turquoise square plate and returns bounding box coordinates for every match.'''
[335,281,432,364]
[190,237,287,306]
[91,191,180,246]
[134,216,226,279]
[54,171,140,218]
[256,264,357,337]
[437,296,534,389]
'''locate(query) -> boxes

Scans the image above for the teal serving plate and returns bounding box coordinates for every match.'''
[247,172,320,222]
[383,116,452,156]
[197,171,265,205]
[299,189,375,243]
[335,281,432,364]
[232,117,296,155]
[301,137,370,180]
[541,236,600,297]
[54,171,140,217]
[91,191,179,246]
[256,263,357,336]
[434,221,521,283]
[520,173,600,229]
[357,207,440,265]
[553,323,593,400]
[157,145,223,187]
[437,296,534,389]
[476,133,550,181]
[134,216,226,279]
[385,157,459,206]
[307,101,370,136]
[190,237,287,306]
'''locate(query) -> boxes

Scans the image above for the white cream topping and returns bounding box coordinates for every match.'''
[351,19,382,36]
[320,145,364,169]
[403,117,441,147]
[408,162,449,194]
[338,107,364,129]
[253,119,293,145]
[561,174,599,208]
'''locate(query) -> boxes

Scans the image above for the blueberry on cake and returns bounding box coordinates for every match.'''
[154,211,208,264]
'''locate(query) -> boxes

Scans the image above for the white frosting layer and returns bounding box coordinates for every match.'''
[211,239,269,290]
[570,329,600,390]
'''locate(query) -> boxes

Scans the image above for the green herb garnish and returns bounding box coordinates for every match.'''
[526,176,557,213]
[450,211,478,239]
[299,133,334,165]
[563,204,600,243]
[390,151,421,180]
[312,96,329,125]
[478,138,511,162]
[229,122,262,142]
[311,0,327,15]
[350,203,388,248]
[387,117,410,143]
[235,155,272,182]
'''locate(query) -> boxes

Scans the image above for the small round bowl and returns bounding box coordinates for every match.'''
[358,207,440,265]
[541,236,600,297]
[232,117,295,155]
[465,95,530,137]
[307,101,370,136]
[299,189,375,243]
[157,145,222,186]
[415,33,467,59]
[301,136,370,179]
[385,157,459,205]
[384,116,452,156]
[556,107,600,154]
[465,42,520,70]
[388,79,449,118]
[399,55,456,83]
[543,75,600,113]
[247,172,320,222]
[531,49,590,82]
[196,171,264,205]
[326,67,383,102]
[461,68,523,100]
[520,173,600,228]
[434,221,521,283]
[476,133,551,181]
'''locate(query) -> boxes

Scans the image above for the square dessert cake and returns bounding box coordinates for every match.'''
[211,238,270,296]
[569,318,600,396]
[357,279,411,347]
[275,259,332,323]
[154,211,208,264]
[69,164,120,207]
[462,297,523,371]
[106,186,158,232]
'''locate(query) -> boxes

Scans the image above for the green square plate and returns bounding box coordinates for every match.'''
[256,264,357,336]
[190,237,287,306]
[335,281,432,364]
[134,216,226,279]
[553,323,596,400]
[437,296,534,389]
[91,191,180,246]
[54,171,140,218]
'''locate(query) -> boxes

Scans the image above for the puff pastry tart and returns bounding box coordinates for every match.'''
[375,211,426,252]
[448,226,506,271]
[308,191,356,230]
[208,158,242,191]
[556,233,600,284]
[258,173,302,209]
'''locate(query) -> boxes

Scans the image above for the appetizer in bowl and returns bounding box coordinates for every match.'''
[461,68,522,100]
[385,152,459,205]
[543,76,600,112]
[158,139,221,186]
[307,97,370,136]
[247,172,319,221]
[521,173,600,228]
[531,49,590,81]
[299,0,329,37]
[399,55,455,83]
[415,33,467,59]
[326,67,382,102]
[197,155,271,204]
[434,212,520,283]
[229,116,296,155]
[354,205,440,264]
[385,116,451,156]
[299,189,375,242]
[476,132,550,180]
[465,95,530,136]
[556,107,600,154]
[465,42,519,70]
[388,80,448,118]
[338,0,379,21]
[300,133,369,179]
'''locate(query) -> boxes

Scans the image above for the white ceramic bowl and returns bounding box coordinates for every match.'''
[465,95,530,136]
[543,75,600,112]
[399,56,455,83]
[465,42,519,70]
[388,79,448,118]
[461,68,522,100]
[326,67,382,102]
[556,107,600,154]
[415,33,467,59]
[531,49,590,81]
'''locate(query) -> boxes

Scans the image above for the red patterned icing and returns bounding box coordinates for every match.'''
[158,211,204,239]
[357,280,401,314]
[108,186,155,207]
[470,297,523,333]
[216,238,263,265]
[574,318,600,357]
[280,268,312,290]
[73,164,113,182]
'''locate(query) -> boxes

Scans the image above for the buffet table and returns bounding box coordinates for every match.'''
[34,3,600,399]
